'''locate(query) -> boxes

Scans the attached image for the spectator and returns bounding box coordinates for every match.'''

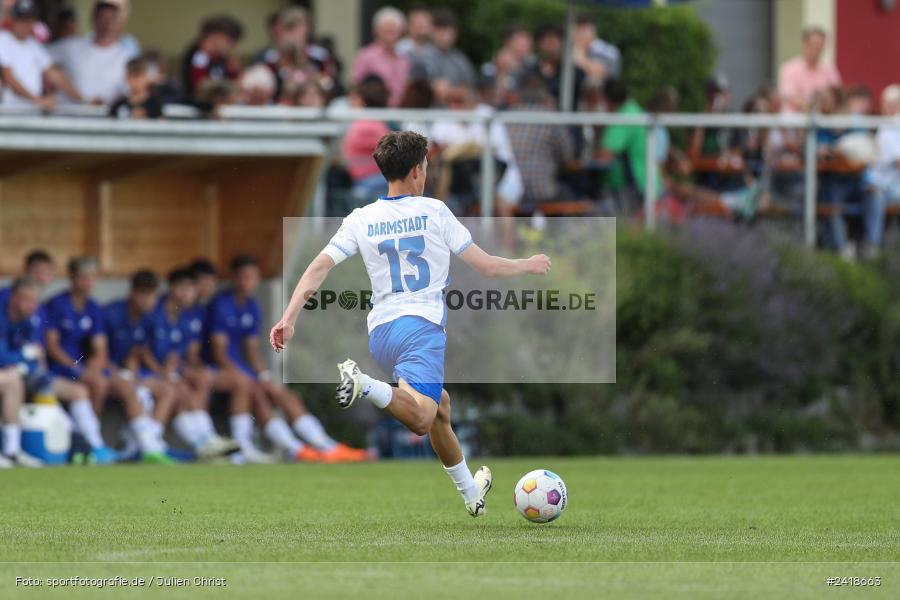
[109,57,163,119]
[573,14,621,84]
[180,15,243,104]
[280,80,327,108]
[397,78,435,136]
[0,0,82,110]
[411,9,476,100]
[49,0,138,106]
[430,84,522,215]
[506,73,576,211]
[396,4,433,62]
[50,6,78,42]
[342,75,391,202]
[1,0,49,42]
[596,78,659,203]
[688,75,744,193]
[863,84,900,253]
[238,63,277,106]
[778,26,841,113]
[481,23,535,107]
[251,7,333,102]
[530,23,583,110]
[351,7,408,107]
[142,48,179,104]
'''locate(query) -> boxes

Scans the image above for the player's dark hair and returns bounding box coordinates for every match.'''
[431,9,457,29]
[24,249,52,269]
[10,277,38,294]
[373,131,428,182]
[167,268,193,285]
[68,256,97,276]
[130,269,159,292]
[230,254,259,273]
[188,258,218,278]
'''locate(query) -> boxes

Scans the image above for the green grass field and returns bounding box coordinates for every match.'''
[2,456,898,599]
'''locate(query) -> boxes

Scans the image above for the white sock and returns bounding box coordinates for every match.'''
[119,425,140,457]
[70,398,105,449]
[444,458,479,504]
[2,424,21,457]
[193,410,216,436]
[131,414,165,454]
[292,415,337,451]
[229,413,255,452]
[173,413,204,448]
[263,417,302,455]
[360,374,392,409]
[136,385,155,413]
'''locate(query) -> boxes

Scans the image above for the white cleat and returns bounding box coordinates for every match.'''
[336,359,362,409]
[233,446,278,465]
[13,452,43,468]
[197,435,241,460]
[465,465,493,518]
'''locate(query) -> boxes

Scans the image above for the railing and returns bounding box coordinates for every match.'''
[3,104,898,246]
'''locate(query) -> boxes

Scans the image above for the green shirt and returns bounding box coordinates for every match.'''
[601,99,659,195]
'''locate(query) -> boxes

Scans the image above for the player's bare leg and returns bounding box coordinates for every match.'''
[53,378,118,464]
[0,367,40,466]
[263,381,367,462]
[428,389,492,517]
[108,374,172,463]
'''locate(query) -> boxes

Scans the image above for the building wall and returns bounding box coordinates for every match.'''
[774,0,836,71]
[836,0,900,101]
[314,0,360,74]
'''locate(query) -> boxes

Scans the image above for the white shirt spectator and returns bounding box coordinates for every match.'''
[0,30,51,108]
[49,35,135,105]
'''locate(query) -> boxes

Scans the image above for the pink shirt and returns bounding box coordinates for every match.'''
[778,57,841,113]
[351,43,409,107]
[342,120,390,181]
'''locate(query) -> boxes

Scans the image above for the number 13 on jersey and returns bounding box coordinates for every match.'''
[377,235,431,293]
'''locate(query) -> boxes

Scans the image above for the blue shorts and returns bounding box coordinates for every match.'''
[369,316,445,404]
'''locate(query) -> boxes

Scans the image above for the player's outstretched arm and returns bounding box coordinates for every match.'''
[270,253,336,351]
[458,243,551,278]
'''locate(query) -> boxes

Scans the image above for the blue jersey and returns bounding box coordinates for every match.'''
[147,297,197,363]
[203,289,260,370]
[43,291,105,368]
[0,300,42,370]
[103,299,149,367]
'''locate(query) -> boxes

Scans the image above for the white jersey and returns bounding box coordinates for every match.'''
[322,195,473,333]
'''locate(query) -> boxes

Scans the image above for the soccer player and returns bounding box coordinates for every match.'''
[104,270,176,463]
[207,255,367,463]
[43,257,167,463]
[0,278,112,465]
[145,268,239,459]
[270,131,551,516]
[0,249,55,307]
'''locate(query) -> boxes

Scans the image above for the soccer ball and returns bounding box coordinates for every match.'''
[514,469,567,523]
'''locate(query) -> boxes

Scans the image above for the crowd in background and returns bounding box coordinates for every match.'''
[1,0,900,256]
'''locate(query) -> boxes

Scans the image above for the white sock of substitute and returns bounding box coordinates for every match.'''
[263,417,302,455]
[193,410,217,437]
[70,398,105,449]
[360,374,392,409]
[292,415,337,451]
[173,413,202,448]
[131,414,165,454]
[2,424,21,457]
[229,413,255,452]
[136,385,155,413]
[444,458,479,504]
